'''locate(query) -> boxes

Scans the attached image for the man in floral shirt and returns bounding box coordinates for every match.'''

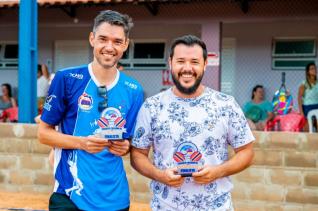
[131,35,254,211]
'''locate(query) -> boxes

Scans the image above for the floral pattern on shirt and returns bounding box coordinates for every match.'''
[132,88,254,210]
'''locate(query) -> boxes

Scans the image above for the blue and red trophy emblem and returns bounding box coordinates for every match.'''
[95,107,126,140]
[78,93,93,111]
[173,142,202,177]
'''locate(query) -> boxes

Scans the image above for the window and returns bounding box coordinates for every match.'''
[272,37,316,70]
[4,44,18,59]
[134,43,165,59]
[0,43,18,69]
[120,40,167,70]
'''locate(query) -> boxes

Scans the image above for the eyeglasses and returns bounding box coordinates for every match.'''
[98,86,108,112]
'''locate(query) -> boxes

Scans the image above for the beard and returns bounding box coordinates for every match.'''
[171,71,204,95]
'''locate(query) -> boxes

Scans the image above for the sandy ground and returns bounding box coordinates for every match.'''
[0,191,49,210]
[0,191,150,211]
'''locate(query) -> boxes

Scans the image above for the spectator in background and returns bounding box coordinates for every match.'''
[298,62,318,118]
[0,83,17,122]
[37,64,50,113]
[0,83,17,110]
[243,85,274,130]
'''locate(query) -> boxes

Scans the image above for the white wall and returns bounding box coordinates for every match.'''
[222,20,318,110]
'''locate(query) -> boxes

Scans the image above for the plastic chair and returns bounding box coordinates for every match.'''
[307,109,318,133]
[265,112,306,132]
[3,107,18,122]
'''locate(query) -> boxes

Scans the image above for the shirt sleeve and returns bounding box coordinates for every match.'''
[123,87,144,139]
[131,100,153,149]
[243,101,250,114]
[265,101,273,112]
[227,98,255,149]
[40,71,67,126]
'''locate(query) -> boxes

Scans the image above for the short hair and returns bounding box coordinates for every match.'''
[93,10,133,38]
[169,35,207,61]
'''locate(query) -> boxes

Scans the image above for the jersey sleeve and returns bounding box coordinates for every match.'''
[131,100,153,149]
[227,98,255,148]
[40,71,67,126]
[123,87,144,139]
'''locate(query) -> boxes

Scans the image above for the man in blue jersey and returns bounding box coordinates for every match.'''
[38,10,144,211]
[131,35,254,210]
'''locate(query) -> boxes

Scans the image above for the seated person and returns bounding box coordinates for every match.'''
[243,85,274,130]
[0,83,17,122]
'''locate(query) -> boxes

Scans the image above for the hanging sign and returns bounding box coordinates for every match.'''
[207,52,219,67]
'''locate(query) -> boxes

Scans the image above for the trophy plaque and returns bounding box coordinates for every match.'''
[173,142,202,177]
[95,108,126,141]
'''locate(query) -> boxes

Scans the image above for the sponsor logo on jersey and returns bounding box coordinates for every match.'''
[124,81,138,90]
[69,73,83,80]
[43,95,56,111]
[78,93,93,111]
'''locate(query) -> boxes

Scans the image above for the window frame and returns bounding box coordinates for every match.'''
[0,41,19,69]
[272,37,316,57]
[272,37,317,70]
[272,58,317,70]
[120,39,167,70]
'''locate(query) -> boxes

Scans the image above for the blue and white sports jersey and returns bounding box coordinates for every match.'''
[132,88,254,211]
[41,63,144,211]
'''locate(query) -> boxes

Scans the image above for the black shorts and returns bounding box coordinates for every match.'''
[303,104,318,117]
[49,193,80,211]
[49,192,129,211]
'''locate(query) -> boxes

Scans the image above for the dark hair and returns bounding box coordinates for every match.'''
[93,10,133,38]
[251,85,263,100]
[1,83,12,98]
[169,35,207,61]
[305,62,316,89]
[37,64,42,74]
